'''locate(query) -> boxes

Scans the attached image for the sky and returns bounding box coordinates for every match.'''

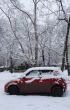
[19,0,33,10]
[19,0,70,11]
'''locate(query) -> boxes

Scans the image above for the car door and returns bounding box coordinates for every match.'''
[38,70,54,93]
[21,70,41,94]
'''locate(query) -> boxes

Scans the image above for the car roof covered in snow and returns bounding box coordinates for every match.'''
[26,67,61,71]
[20,67,62,78]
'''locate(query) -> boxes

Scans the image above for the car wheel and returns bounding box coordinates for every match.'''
[8,85,19,95]
[51,85,63,97]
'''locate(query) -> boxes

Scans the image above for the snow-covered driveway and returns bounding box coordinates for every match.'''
[0,71,70,110]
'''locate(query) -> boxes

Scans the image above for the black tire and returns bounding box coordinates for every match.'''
[8,85,19,95]
[51,86,63,97]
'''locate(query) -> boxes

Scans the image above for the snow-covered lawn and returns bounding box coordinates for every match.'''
[0,71,70,110]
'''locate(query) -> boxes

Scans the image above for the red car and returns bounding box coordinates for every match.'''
[4,67,67,97]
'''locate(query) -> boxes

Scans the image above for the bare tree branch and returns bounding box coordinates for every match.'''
[58,18,68,23]
[56,0,68,23]
[32,0,41,4]
[0,7,25,53]
[41,1,59,17]
[10,0,34,25]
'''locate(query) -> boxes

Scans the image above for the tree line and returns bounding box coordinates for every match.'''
[0,0,70,74]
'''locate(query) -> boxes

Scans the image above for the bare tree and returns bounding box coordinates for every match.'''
[55,0,70,74]
[10,0,42,66]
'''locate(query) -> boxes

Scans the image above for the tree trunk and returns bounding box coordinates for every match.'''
[66,46,70,75]
[10,57,14,73]
[61,17,70,71]
[34,2,38,66]
[42,49,45,66]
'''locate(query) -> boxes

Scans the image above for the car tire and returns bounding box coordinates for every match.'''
[8,85,19,95]
[51,85,63,97]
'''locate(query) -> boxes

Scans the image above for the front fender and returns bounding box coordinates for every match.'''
[5,82,18,93]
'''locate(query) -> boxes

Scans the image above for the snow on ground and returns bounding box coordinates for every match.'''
[0,71,70,110]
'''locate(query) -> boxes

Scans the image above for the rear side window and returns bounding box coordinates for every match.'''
[40,70,53,76]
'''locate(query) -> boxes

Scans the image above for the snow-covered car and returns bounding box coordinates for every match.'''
[4,67,67,97]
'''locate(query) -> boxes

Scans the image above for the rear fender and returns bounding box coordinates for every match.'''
[51,84,63,92]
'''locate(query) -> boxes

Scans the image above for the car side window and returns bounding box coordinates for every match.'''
[40,70,53,76]
[26,70,40,77]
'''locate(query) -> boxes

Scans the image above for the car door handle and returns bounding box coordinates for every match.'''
[39,80,43,82]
